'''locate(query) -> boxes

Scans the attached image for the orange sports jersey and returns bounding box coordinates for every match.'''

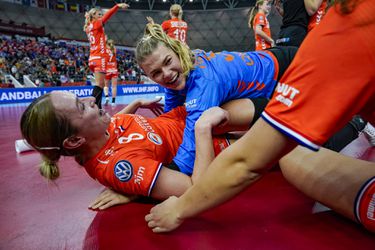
[308,0,328,32]
[84,106,230,197]
[253,13,272,51]
[161,18,188,43]
[105,47,118,76]
[85,5,119,60]
[263,0,375,151]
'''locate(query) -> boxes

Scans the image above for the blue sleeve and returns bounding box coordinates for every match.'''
[172,109,202,175]
[164,88,185,112]
[172,80,222,175]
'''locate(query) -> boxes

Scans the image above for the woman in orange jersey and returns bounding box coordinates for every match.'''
[84,3,128,109]
[147,4,188,44]
[20,91,243,207]
[162,4,188,44]
[248,0,275,51]
[103,39,119,107]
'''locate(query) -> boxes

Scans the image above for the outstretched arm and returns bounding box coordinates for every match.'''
[145,119,297,233]
[102,3,129,24]
[116,97,163,115]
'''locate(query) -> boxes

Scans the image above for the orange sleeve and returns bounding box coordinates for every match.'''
[102,5,119,24]
[105,152,163,197]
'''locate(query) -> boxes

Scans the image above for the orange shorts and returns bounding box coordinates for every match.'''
[105,68,119,80]
[213,135,230,156]
[89,57,106,73]
[263,1,375,150]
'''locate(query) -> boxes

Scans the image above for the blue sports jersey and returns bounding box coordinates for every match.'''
[166,50,278,174]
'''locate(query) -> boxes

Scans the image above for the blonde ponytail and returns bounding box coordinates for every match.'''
[40,156,60,180]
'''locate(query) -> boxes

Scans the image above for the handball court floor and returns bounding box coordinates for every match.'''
[0,95,374,250]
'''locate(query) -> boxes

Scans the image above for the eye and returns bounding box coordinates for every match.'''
[165,58,171,65]
[152,70,161,78]
[80,101,85,111]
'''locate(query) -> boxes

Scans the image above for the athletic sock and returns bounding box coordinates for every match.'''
[92,85,103,109]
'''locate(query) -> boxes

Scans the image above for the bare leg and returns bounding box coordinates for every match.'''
[280,146,375,220]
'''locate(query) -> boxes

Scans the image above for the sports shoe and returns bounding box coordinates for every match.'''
[363,123,375,147]
[111,102,116,107]
[104,97,110,106]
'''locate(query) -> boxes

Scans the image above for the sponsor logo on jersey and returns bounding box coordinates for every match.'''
[134,166,145,185]
[114,160,133,182]
[367,193,375,221]
[185,98,197,109]
[147,132,163,145]
[274,82,300,107]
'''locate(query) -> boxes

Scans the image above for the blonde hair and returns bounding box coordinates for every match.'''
[20,93,78,180]
[136,23,194,76]
[107,39,116,54]
[248,0,267,29]
[83,7,100,31]
[170,4,183,19]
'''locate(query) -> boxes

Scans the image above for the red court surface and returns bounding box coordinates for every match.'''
[1,103,374,249]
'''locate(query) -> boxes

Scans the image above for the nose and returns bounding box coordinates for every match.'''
[162,67,174,82]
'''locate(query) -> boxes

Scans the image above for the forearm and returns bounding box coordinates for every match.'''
[102,5,119,23]
[175,119,297,220]
[117,100,141,114]
[192,123,216,183]
[255,29,274,44]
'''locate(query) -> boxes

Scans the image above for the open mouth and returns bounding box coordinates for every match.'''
[166,73,179,86]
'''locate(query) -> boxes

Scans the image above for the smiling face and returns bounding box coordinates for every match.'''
[140,43,186,91]
[50,91,111,140]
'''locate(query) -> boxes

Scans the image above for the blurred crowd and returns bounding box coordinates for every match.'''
[0,35,144,87]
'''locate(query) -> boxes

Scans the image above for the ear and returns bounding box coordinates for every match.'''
[63,136,86,150]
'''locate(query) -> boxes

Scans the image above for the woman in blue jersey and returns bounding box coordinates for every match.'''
[135,23,297,175]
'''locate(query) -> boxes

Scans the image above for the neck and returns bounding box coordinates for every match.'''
[76,132,109,165]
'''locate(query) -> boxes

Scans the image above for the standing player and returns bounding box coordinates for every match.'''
[84,3,128,109]
[162,4,188,44]
[104,39,119,107]
[248,0,275,51]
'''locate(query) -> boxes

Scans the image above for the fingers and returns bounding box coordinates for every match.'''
[88,189,117,210]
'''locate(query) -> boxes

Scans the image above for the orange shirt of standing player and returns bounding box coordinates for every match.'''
[308,0,329,32]
[83,3,128,109]
[161,4,188,44]
[248,0,274,51]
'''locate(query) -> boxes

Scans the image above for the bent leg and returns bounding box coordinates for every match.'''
[280,146,375,230]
